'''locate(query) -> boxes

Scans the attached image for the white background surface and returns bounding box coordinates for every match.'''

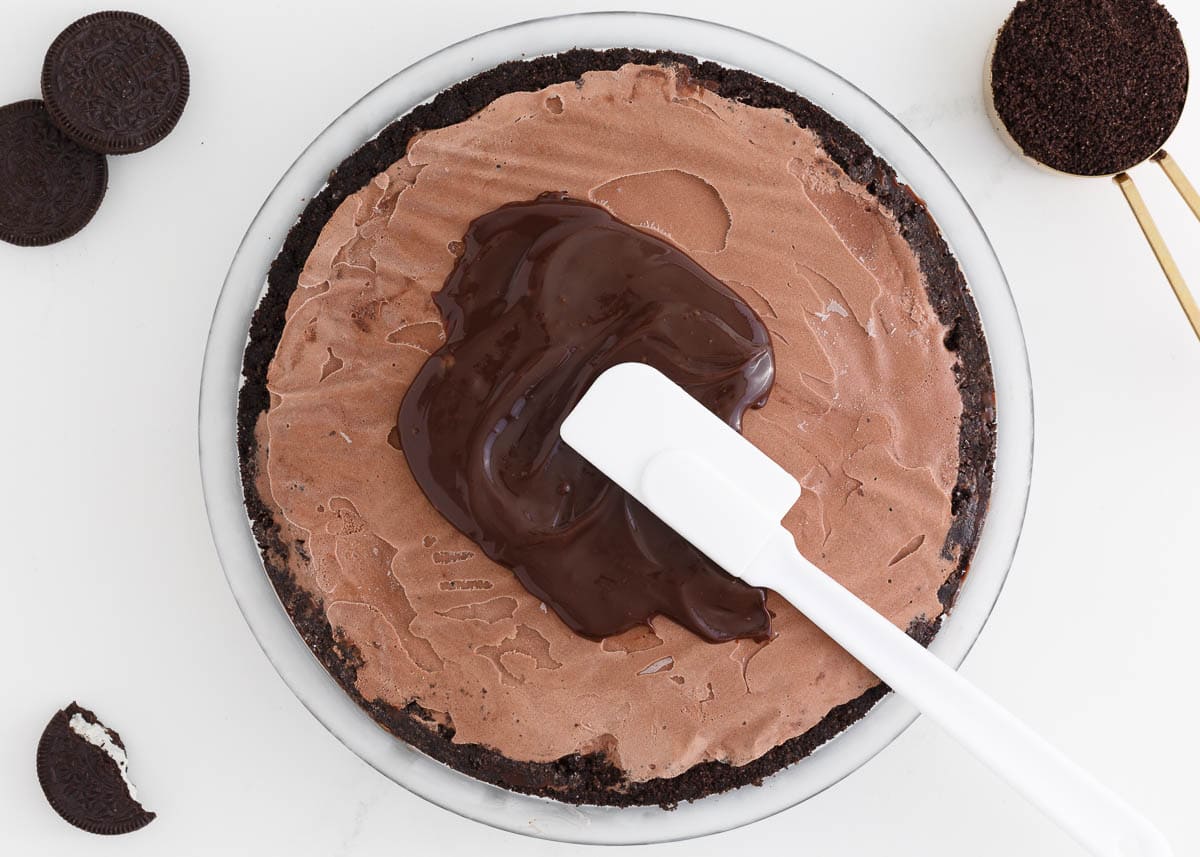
[2,0,1198,854]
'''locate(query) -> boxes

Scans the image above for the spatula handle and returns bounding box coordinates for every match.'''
[750,530,1171,857]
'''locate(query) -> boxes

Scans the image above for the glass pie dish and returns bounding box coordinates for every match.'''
[199,11,1033,845]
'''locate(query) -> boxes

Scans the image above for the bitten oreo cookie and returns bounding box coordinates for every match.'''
[41,11,189,155]
[0,100,107,247]
[37,703,155,835]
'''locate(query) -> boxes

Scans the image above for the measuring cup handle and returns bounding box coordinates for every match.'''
[1114,153,1200,342]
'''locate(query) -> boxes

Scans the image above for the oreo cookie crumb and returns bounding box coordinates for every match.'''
[42,11,189,155]
[238,49,996,806]
[0,100,107,247]
[36,703,155,835]
[990,0,1189,175]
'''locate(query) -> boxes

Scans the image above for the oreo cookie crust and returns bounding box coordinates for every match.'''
[0,100,107,247]
[42,11,189,155]
[37,703,155,834]
[237,49,996,806]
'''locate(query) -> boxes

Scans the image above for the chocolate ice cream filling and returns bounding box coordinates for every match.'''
[398,193,775,642]
[259,63,972,781]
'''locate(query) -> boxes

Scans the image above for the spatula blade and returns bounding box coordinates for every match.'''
[560,362,801,527]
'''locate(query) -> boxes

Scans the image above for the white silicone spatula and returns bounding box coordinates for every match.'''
[561,362,1171,857]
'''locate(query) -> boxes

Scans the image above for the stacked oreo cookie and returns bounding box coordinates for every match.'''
[0,11,188,246]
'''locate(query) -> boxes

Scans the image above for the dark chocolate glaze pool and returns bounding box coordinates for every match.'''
[398,194,776,642]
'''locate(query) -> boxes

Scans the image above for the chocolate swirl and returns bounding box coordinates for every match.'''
[399,194,775,642]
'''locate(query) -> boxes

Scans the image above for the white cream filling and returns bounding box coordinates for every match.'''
[68,713,139,801]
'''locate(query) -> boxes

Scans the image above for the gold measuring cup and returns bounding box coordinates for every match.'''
[984,15,1199,343]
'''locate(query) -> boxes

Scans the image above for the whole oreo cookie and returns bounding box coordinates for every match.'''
[41,11,189,155]
[37,702,156,835]
[0,100,107,247]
